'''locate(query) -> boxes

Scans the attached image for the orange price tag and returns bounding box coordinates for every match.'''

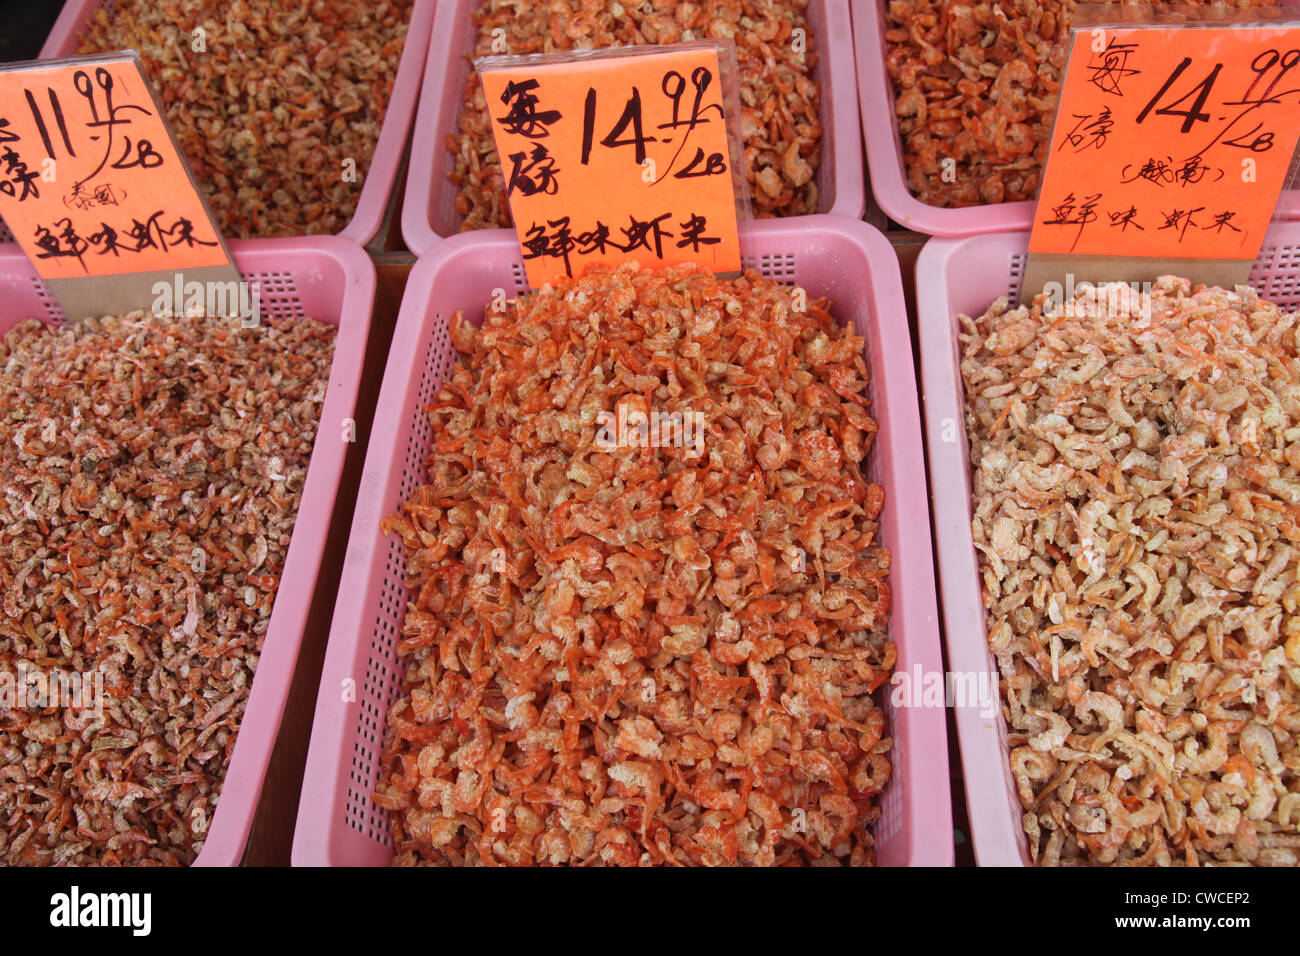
[0,53,233,286]
[1030,24,1300,261]
[479,44,744,287]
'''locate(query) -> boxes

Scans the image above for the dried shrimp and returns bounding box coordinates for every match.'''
[77,0,413,237]
[376,263,894,865]
[0,310,335,865]
[962,277,1300,865]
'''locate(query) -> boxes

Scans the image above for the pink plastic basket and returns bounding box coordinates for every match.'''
[292,216,951,866]
[401,0,866,256]
[38,0,435,247]
[853,0,1300,237]
[917,225,1300,865]
[0,237,376,866]
[852,0,1034,237]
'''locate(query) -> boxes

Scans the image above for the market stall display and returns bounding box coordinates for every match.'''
[920,230,1300,866]
[44,0,434,244]
[402,0,864,253]
[0,238,375,866]
[292,218,951,867]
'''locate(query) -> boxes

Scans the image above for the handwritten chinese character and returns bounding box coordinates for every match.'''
[0,145,39,202]
[33,218,89,269]
[676,213,720,252]
[620,212,674,259]
[1203,210,1241,234]
[1159,206,1205,241]
[1086,38,1141,96]
[1108,206,1144,232]
[1041,191,1102,251]
[165,215,219,249]
[521,217,576,276]
[497,79,562,139]
[87,221,125,256]
[1059,106,1114,153]
[505,143,561,198]
[92,184,122,206]
[1175,155,1222,186]
[576,220,619,256]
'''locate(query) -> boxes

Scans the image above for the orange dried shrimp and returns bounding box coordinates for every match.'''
[376,263,894,866]
[962,277,1300,866]
[452,0,823,229]
[0,310,335,865]
[886,0,1277,208]
[77,0,413,237]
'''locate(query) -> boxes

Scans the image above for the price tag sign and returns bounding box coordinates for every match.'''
[1025,23,1300,298]
[0,52,238,321]
[479,42,744,287]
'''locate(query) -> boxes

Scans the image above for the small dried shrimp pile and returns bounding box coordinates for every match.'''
[78,0,414,237]
[452,0,823,229]
[0,311,335,865]
[886,0,1276,208]
[962,277,1300,866]
[376,263,894,866]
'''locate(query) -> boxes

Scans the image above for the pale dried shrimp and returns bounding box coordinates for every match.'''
[962,277,1300,865]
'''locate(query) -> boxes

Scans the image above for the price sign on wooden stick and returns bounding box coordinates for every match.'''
[479,42,746,287]
[0,51,239,321]
[1024,22,1300,299]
